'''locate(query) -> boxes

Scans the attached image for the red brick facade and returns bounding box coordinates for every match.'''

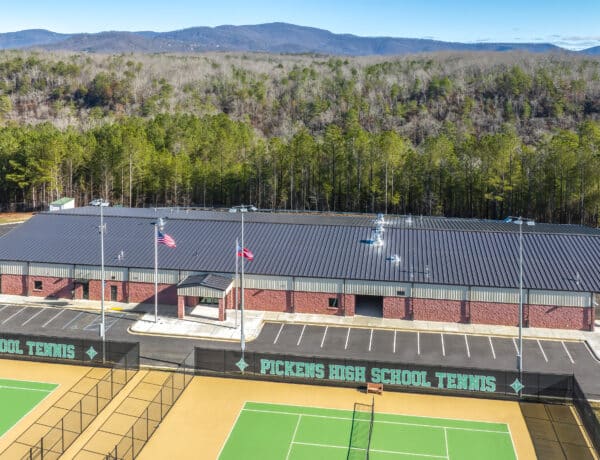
[0,274,593,330]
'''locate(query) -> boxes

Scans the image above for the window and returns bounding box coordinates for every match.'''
[396,290,406,296]
[328,297,339,308]
[34,280,43,291]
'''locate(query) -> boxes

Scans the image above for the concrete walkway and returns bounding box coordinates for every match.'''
[1,293,599,359]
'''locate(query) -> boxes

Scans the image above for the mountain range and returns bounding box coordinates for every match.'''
[0,22,597,55]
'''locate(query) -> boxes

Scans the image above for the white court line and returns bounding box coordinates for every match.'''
[243,409,510,434]
[320,327,328,348]
[489,337,496,360]
[512,337,519,354]
[291,441,447,458]
[0,385,53,393]
[368,329,373,351]
[42,309,64,327]
[443,427,449,460]
[216,404,246,460]
[393,330,397,353]
[62,311,84,329]
[296,325,306,346]
[417,332,420,355]
[537,340,548,362]
[21,308,46,326]
[285,415,302,460]
[273,323,285,344]
[464,335,470,358]
[344,328,351,350]
[562,341,575,364]
[441,334,445,357]
[2,307,27,324]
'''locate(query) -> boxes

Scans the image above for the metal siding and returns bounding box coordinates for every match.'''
[344,280,410,297]
[129,268,179,284]
[29,263,73,278]
[0,261,27,275]
[529,290,591,307]
[245,275,293,291]
[177,286,224,298]
[413,284,467,301]
[74,266,127,281]
[293,278,343,293]
[470,287,520,304]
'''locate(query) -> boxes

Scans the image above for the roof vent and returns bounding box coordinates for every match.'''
[406,215,413,226]
[374,213,385,226]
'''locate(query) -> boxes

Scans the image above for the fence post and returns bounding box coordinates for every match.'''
[40,437,43,460]
[110,369,114,399]
[80,399,83,432]
[61,417,65,453]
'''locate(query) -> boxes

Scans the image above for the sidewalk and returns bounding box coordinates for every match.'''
[1,294,599,359]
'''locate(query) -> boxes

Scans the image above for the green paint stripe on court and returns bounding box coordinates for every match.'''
[243,401,509,433]
[0,378,57,392]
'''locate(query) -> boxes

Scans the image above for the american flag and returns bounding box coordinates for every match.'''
[157,231,176,248]
[236,244,254,261]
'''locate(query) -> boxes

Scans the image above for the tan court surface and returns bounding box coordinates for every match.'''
[138,376,538,460]
[0,358,90,452]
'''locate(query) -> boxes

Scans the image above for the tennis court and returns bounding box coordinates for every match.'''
[219,401,517,460]
[0,378,57,437]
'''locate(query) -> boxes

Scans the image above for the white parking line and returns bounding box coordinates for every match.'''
[273,323,285,344]
[62,311,84,329]
[344,328,351,350]
[42,309,64,327]
[320,327,328,348]
[368,329,373,352]
[537,340,548,362]
[393,330,397,353]
[562,341,575,364]
[2,307,27,324]
[0,305,8,314]
[417,332,420,355]
[104,314,123,332]
[512,337,519,354]
[464,335,470,358]
[21,308,46,326]
[488,337,496,359]
[441,334,446,357]
[296,325,306,346]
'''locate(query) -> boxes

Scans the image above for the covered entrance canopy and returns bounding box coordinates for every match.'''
[177,274,234,298]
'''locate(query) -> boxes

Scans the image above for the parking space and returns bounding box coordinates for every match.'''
[251,322,595,376]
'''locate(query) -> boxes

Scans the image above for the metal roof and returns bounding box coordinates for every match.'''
[178,274,233,291]
[0,209,599,292]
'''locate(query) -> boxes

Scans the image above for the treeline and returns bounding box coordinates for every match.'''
[1,114,599,225]
[0,51,600,223]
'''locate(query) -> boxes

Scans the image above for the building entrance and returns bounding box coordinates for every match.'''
[355,295,383,317]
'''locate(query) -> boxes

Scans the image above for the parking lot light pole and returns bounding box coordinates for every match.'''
[99,202,106,363]
[513,217,535,388]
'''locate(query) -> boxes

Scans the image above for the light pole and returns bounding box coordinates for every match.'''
[98,202,106,363]
[153,217,166,323]
[512,216,535,388]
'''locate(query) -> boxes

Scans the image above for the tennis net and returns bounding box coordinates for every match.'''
[347,397,375,460]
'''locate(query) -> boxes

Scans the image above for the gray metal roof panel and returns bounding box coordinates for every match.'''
[1,211,600,291]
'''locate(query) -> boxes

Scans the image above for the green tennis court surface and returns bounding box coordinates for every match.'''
[0,378,57,437]
[219,401,517,460]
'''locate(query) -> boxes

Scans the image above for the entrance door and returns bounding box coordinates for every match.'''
[82,283,89,300]
[355,295,383,317]
[110,286,118,302]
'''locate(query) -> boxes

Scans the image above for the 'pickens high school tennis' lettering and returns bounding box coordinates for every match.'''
[259,358,496,393]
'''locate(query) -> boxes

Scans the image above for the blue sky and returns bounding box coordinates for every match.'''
[2,0,599,50]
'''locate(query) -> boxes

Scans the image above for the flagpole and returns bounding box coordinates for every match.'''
[240,212,245,359]
[154,222,158,323]
[235,237,239,329]
[99,203,106,363]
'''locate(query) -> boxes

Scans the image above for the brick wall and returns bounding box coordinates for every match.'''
[244,288,290,312]
[470,301,519,326]
[127,282,178,305]
[292,291,344,316]
[343,294,355,316]
[1,274,28,295]
[529,304,593,331]
[383,297,409,319]
[411,298,464,322]
[27,276,73,299]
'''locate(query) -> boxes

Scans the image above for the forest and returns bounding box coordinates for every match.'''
[0,50,599,224]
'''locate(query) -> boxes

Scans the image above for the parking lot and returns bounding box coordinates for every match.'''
[0,303,137,338]
[250,322,598,375]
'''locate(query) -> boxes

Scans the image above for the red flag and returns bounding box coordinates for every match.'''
[237,244,254,261]
[157,231,176,248]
